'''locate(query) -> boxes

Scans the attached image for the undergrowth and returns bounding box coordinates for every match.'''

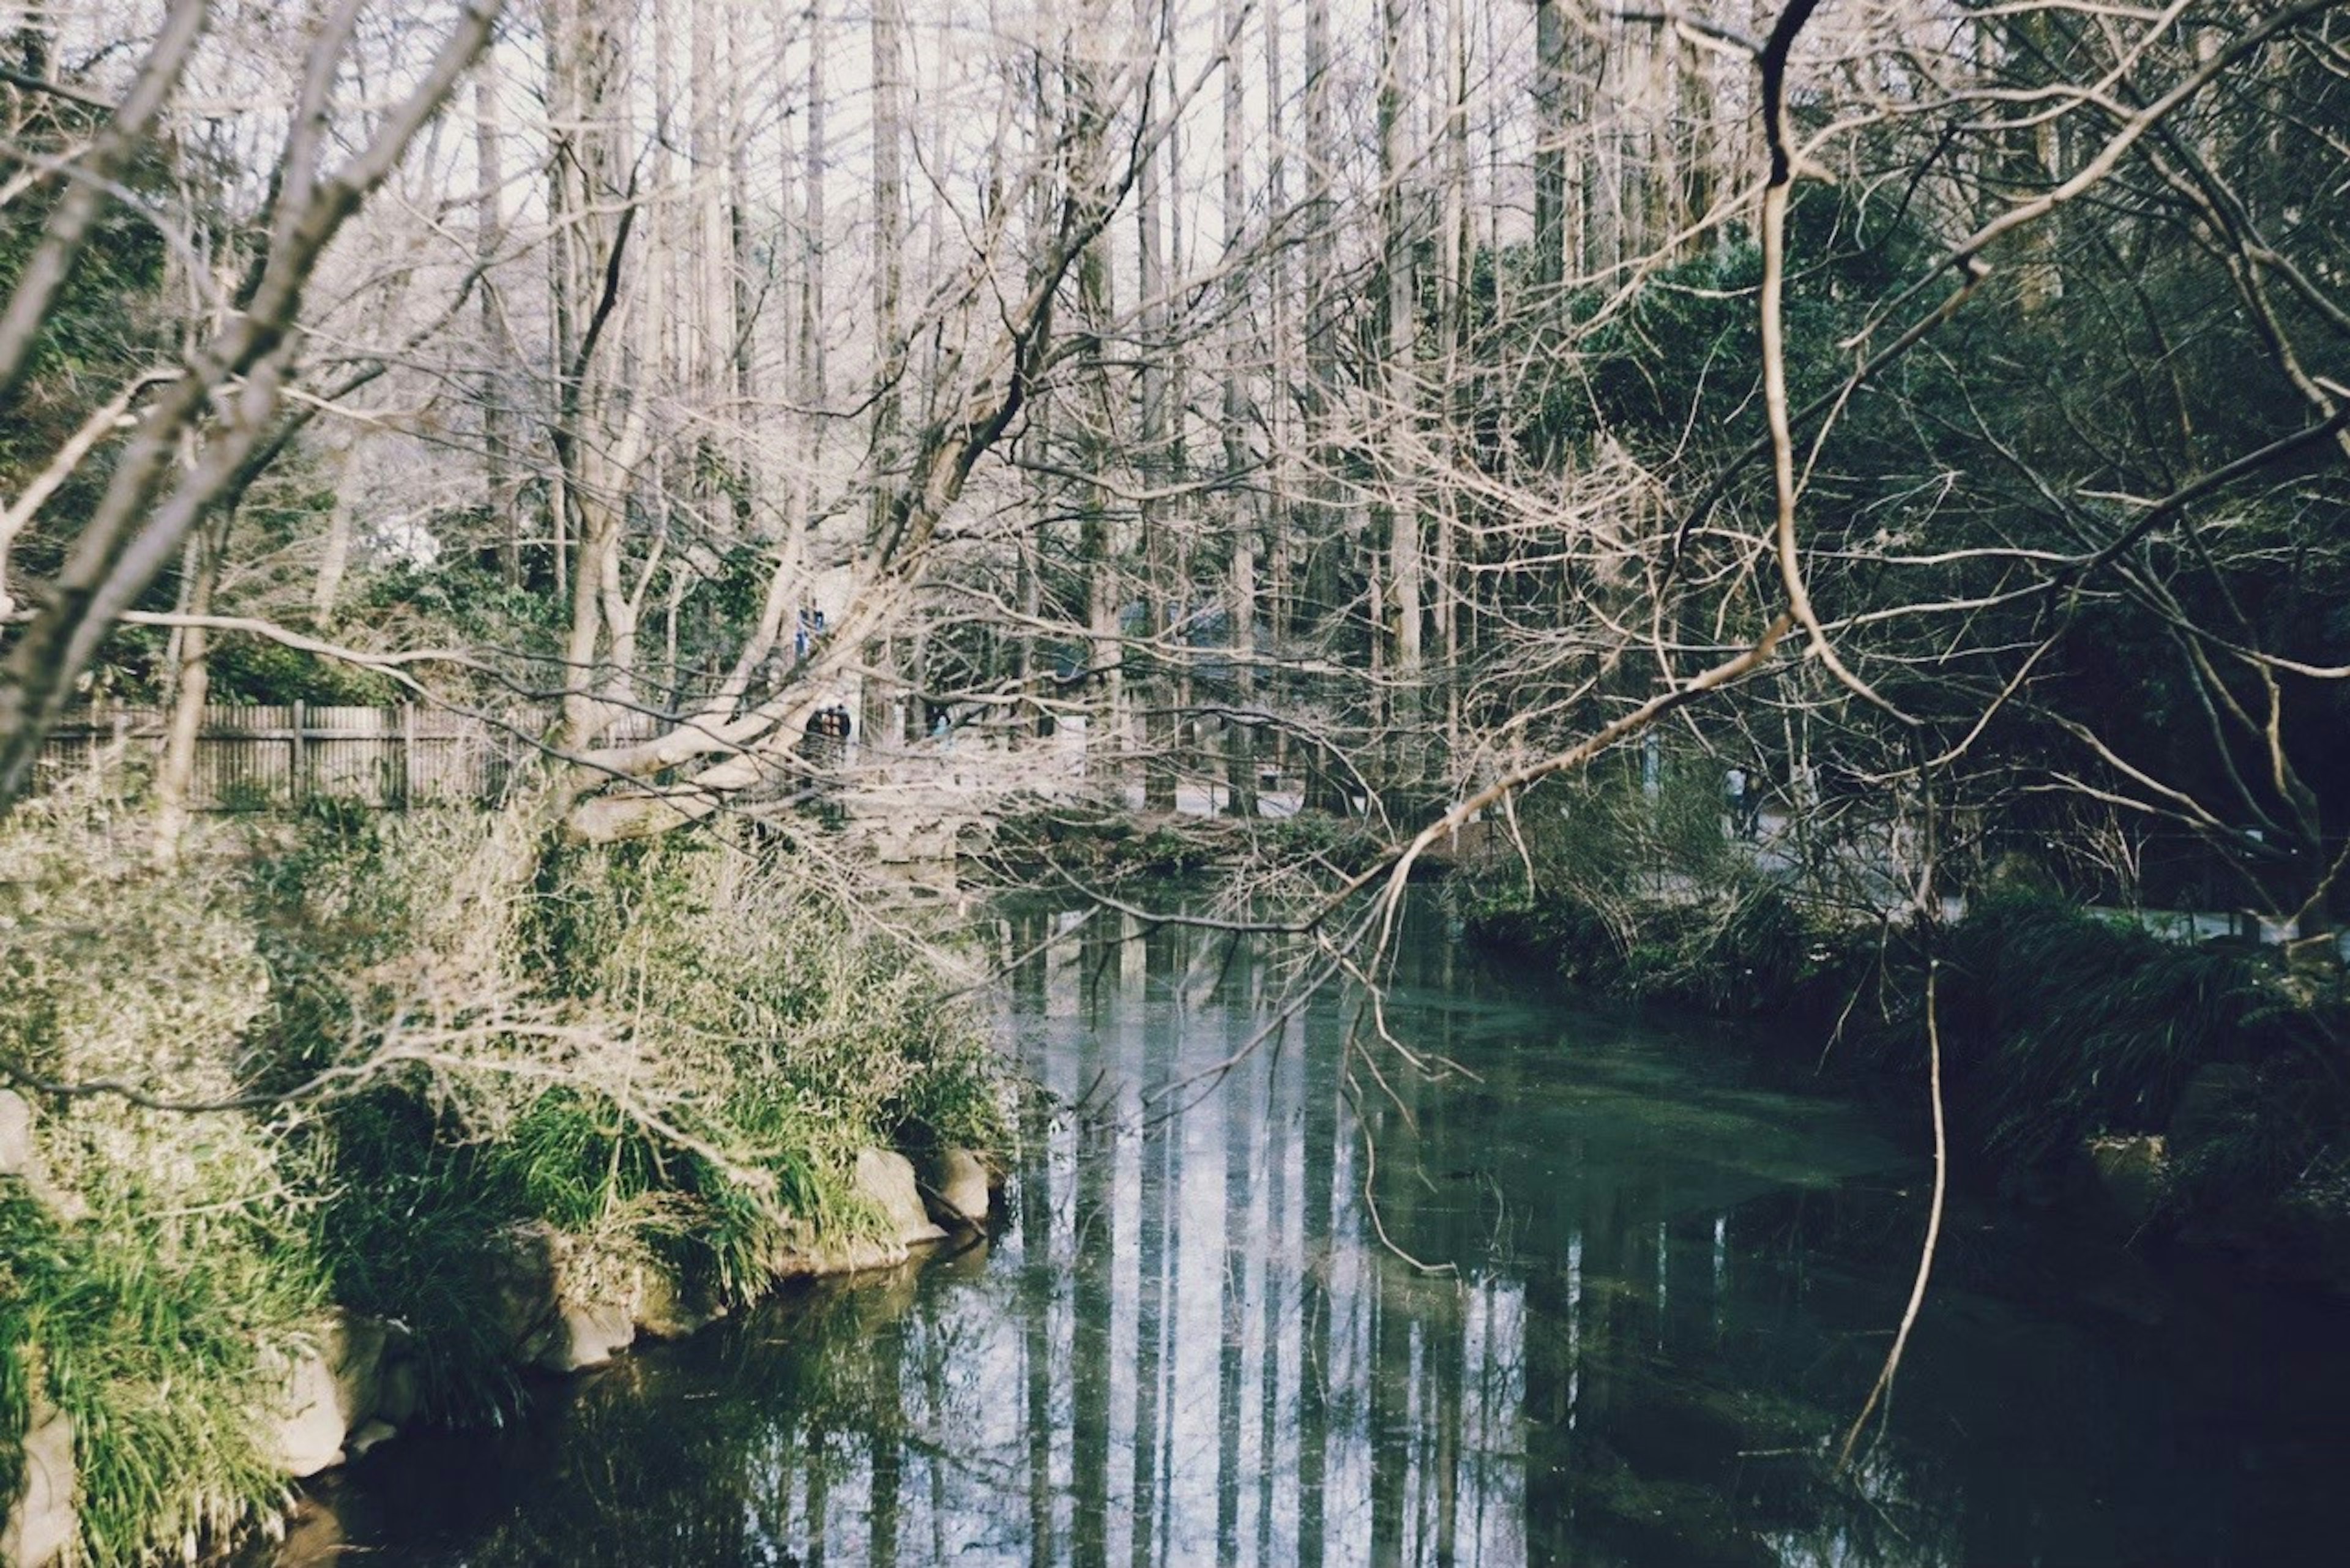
[1,791,1005,1562]
[1,796,319,1564]
[1456,782,2349,1230]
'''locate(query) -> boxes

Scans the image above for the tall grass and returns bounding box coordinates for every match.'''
[1937,894,2255,1178]
[2,794,1007,1561]
[0,801,321,1564]
[1453,762,1837,1015]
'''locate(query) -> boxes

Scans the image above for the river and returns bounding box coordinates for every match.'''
[265,905,2349,1566]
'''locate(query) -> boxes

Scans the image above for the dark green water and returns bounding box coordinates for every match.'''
[269,909,2350,1566]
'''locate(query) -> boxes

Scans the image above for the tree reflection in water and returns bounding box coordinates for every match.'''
[270,906,2350,1568]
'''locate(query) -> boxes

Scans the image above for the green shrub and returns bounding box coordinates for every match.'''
[1937,894,2252,1175]
[263,816,1007,1411]
[0,1174,316,1567]
[1457,785,2347,1219]
[2,795,1008,1559]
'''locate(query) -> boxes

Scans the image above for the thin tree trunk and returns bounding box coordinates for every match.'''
[1136,0,1176,813]
[1261,0,1291,781]
[1436,0,1468,757]
[1534,1,1567,299]
[152,522,220,865]
[864,0,908,752]
[801,0,827,405]
[476,50,513,587]
[1079,234,1124,788]
[1379,0,1422,767]
[1300,0,1350,815]
[311,445,360,624]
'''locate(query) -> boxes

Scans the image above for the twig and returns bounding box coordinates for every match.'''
[1839,958,1947,1469]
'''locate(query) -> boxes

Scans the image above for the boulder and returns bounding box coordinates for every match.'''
[326,1313,386,1432]
[0,1397,75,1568]
[532,1301,636,1373]
[373,1355,421,1427]
[2083,1133,2169,1230]
[627,1265,719,1342]
[2169,1064,2257,1159]
[263,1343,346,1479]
[343,1420,397,1460]
[853,1148,946,1246]
[477,1222,560,1353]
[777,1234,912,1279]
[923,1148,993,1228]
[259,1311,387,1477]
[0,1090,31,1181]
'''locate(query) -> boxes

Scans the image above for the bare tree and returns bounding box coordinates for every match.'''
[0,1,505,811]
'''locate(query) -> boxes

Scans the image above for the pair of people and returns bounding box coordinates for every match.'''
[805,704,852,766]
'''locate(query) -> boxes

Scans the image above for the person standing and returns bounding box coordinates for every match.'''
[1724,764,1749,839]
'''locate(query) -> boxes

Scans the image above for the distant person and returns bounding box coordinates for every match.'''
[1738,767,1764,840]
[1724,764,1749,838]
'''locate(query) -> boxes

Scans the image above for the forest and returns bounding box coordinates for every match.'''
[5,1,2350,1564]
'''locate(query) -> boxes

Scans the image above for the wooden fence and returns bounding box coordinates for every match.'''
[37,703,537,810]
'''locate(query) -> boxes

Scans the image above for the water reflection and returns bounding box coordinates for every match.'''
[270,908,2350,1567]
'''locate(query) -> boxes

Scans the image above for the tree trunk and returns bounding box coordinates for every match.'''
[152,523,221,865]
[1437,0,1469,757]
[1379,0,1422,772]
[801,0,827,405]
[475,50,513,587]
[1221,0,1258,817]
[1262,0,1291,781]
[1534,1,1567,297]
[864,0,908,752]
[1136,0,1177,813]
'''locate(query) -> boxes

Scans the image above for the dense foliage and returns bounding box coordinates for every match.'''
[1457,769,2350,1234]
[0,788,1003,1563]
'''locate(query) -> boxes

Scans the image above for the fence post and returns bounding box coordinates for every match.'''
[289,700,306,807]
[401,702,417,807]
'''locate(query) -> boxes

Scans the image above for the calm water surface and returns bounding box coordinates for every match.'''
[271,909,2350,1566]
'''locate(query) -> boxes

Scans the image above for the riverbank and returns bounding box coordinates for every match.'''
[988,800,1397,880]
[229,893,2350,1567]
[1,791,1007,1567]
[1456,870,2350,1293]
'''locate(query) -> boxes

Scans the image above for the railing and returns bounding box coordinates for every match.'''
[36,701,1280,819]
[37,702,534,810]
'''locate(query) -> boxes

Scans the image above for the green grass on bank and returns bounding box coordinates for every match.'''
[1453,778,2349,1227]
[1,793,1005,1563]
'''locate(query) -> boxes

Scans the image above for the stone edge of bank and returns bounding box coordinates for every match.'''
[0,1111,1001,1568]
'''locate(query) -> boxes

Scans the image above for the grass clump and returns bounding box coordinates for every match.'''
[1452,763,1850,1016]
[1935,894,2255,1177]
[0,1184,314,1567]
[260,812,1008,1418]
[1,799,322,1565]
[2,789,1007,1561]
